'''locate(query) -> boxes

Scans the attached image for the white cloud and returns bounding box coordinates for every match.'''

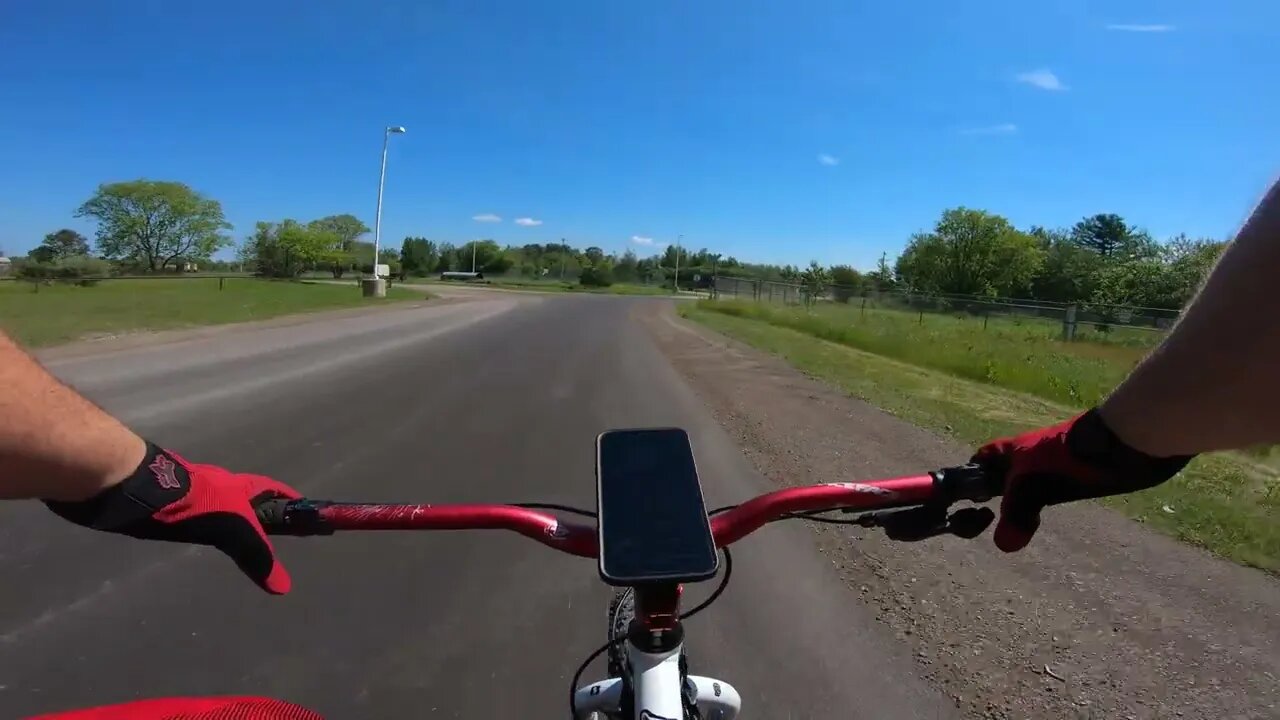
[1015,69,1067,91]
[817,153,840,166]
[471,213,502,223]
[630,235,655,246]
[514,217,542,227]
[1106,24,1175,33]
[960,123,1018,136]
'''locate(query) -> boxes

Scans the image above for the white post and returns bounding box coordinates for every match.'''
[372,126,406,280]
[471,240,478,273]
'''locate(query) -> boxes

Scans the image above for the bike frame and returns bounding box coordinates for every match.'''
[258,465,997,720]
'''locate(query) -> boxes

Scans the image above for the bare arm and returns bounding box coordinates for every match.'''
[1100,178,1280,456]
[0,331,145,501]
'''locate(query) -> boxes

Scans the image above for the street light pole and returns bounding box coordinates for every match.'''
[471,240,478,273]
[673,234,683,294]
[372,126,406,281]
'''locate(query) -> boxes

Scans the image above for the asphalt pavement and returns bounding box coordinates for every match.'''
[0,293,956,718]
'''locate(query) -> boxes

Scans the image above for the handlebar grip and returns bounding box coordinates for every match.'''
[253,498,334,536]
[932,463,1003,503]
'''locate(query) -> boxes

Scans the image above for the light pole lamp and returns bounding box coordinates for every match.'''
[372,126,407,279]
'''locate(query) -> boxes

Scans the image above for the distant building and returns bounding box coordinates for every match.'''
[0,254,11,277]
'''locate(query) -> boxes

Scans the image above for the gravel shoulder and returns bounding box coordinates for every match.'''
[639,302,1279,720]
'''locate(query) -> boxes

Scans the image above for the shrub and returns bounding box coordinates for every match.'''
[579,265,614,287]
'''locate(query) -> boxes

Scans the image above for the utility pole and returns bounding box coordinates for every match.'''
[559,238,567,281]
[471,240,478,273]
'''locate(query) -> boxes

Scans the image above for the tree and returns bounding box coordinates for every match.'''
[433,243,455,273]
[584,246,606,265]
[1070,213,1155,259]
[242,219,340,277]
[579,263,614,287]
[76,180,231,271]
[31,229,90,263]
[1029,228,1105,303]
[799,261,830,306]
[614,249,640,283]
[306,216,368,278]
[895,207,1043,297]
[309,214,369,251]
[399,237,437,277]
[829,264,863,302]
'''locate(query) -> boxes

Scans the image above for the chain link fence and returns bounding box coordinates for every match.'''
[711,276,1180,340]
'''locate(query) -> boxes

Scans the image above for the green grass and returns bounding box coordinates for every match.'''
[697,299,1156,407]
[680,303,1280,573]
[0,278,421,347]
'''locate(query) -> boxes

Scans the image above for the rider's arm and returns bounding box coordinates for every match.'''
[0,329,297,593]
[1100,177,1280,456]
[0,330,146,501]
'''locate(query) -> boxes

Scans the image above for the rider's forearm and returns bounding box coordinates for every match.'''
[1100,178,1280,457]
[0,330,145,501]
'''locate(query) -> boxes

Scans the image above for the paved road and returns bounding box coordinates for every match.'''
[0,294,956,719]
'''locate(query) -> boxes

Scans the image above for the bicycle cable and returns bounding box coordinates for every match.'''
[567,545,732,719]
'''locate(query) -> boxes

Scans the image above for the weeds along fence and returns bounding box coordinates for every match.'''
[711,275,1181,341]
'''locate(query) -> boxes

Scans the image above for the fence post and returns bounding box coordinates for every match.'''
[983,312,989,330]
[219,276,225,291]
[860,296,867,319]
[1063,304,1078,342]
[918,309,923,325]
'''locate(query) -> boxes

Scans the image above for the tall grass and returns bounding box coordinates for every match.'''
[698,300,1152,407]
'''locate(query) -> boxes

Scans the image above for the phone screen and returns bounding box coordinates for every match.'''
[596,428,718,585]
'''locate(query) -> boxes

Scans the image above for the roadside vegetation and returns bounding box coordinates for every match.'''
[0,278,418,348]
[680,301,1278,572]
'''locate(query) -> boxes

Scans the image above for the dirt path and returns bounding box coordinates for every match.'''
[640,303,1278,720]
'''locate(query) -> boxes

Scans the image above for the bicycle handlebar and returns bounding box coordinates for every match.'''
[254,464,999,557]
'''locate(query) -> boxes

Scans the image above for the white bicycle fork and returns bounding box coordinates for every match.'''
[572,641,742,720]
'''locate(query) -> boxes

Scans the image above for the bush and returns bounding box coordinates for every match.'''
[18,255,111,281]
[579,265,614,287]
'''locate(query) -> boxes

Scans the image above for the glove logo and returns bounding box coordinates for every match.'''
[148,454,182,490]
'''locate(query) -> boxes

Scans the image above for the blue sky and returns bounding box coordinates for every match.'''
[2,1,1277,269]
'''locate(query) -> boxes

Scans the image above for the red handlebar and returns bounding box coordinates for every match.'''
[264,473,949,558]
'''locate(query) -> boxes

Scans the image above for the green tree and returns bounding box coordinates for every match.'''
[307,215,369,278]
[76,180,231,271]
[895,207,1043,297]
[613,249,640,283]
[243,220,340,277]
[309,214,369,251]
[1029,228,1105,303]
[829,264,863,302]
[31,229,91,263]
[799,261,831,306]
[399,237,437,277]
[1070,213,1155,259]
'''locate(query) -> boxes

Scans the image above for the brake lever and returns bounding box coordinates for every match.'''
[855,504,995,542]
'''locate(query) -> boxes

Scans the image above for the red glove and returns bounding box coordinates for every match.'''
[46,443,300,594]
[971,409,1193,552]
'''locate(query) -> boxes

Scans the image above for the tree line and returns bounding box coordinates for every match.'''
[7,178,1228,310]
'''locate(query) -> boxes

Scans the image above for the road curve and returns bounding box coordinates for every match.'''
[0,293,956,719]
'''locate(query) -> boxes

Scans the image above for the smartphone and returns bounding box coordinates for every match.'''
[596,428,719,586]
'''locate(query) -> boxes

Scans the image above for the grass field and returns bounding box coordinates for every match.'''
[681,301,1279,573]
[698,299,1157,407]
[0,278,420,347]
